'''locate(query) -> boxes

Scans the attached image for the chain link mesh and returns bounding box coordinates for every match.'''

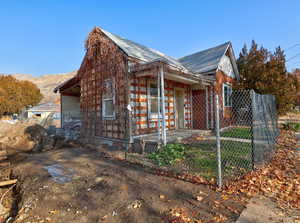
[218,90,254,181]
[124,89,278,186]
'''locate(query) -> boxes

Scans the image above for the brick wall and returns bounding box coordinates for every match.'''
[215,70,236,128]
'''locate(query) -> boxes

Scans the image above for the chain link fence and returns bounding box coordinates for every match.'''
[125,89,279,187]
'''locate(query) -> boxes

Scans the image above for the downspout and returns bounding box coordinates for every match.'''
[160,65,167,145]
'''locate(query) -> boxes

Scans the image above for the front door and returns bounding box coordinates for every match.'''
[175,89,185,129]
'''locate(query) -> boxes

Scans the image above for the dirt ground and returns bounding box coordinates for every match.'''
[279,112,300,122]
[0,120,67,223]
[1,122,299,223]
[7,145,247,223]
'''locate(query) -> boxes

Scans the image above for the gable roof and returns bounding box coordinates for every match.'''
[178,42,231,74]
[99,27,189,72]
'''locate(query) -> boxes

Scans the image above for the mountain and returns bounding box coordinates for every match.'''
[11,71,77,104]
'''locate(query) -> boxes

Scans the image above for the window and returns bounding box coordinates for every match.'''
[102,79,115,119]
[223,83,232,107]
[149,83,158,113]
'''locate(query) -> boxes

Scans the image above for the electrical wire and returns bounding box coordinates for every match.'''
[285,43,300,52]
[288,60,300,66]
[287,52,300,62]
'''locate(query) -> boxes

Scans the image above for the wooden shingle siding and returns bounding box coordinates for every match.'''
[78,29,129,140]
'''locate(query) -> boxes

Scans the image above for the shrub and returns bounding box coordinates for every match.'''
[148,143,186,166]
[282,122,300,131]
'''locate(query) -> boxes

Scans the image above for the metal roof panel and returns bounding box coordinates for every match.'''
[178,42,231,73]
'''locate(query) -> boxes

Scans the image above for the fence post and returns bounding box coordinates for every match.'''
[215,94,222,188]
[250,90,255,170]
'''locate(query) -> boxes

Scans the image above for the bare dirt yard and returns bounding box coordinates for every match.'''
[10,145,247,223]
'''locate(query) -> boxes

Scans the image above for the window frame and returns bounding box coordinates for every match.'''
[148,81,160,115]
[223,83,233,107]
[102,78,116,120]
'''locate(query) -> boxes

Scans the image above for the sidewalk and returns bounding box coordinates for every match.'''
[236,196,294,223]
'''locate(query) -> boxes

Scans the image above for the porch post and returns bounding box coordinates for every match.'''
[205,86,209,129]
[160,65,167,145]
[157,67,161,144]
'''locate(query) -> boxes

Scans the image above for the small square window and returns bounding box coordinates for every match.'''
[102,79,115,119]
[223,84,232,107]
[104,99,114,117]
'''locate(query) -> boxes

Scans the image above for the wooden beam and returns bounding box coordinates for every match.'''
[0,179,17,187]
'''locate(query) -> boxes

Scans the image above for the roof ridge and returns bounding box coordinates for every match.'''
[98,27,188,71]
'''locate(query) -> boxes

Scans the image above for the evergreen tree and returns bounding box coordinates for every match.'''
[236,41,300,114]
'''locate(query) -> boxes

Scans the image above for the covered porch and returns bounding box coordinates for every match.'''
[129,60,213,147]
[54,76,81,139]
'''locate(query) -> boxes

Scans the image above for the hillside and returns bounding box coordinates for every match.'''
[11,71,77,103]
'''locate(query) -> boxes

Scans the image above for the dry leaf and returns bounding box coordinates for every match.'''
[196,196,204,201]
[159,194,165,199]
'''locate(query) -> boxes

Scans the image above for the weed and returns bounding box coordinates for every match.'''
[148,143,186,166]
[282,122,300,131]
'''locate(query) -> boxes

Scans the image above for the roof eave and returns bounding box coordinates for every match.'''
[129,59,201,79]
[53,76,79,93]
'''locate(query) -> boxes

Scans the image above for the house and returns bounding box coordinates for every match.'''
[25,102,60,120]
[54,27,239,148]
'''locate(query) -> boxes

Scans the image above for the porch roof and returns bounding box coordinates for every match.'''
[129,59,214,85]
[53,75,79,93]
[26,102,59,112]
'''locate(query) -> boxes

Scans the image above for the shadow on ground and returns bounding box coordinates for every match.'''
[9,142,247,223]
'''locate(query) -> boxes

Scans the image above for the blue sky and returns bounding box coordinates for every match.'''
[0,1,300,76]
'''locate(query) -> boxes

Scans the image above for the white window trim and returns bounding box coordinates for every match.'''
[102,78,116,120]
[223,83,232,108]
